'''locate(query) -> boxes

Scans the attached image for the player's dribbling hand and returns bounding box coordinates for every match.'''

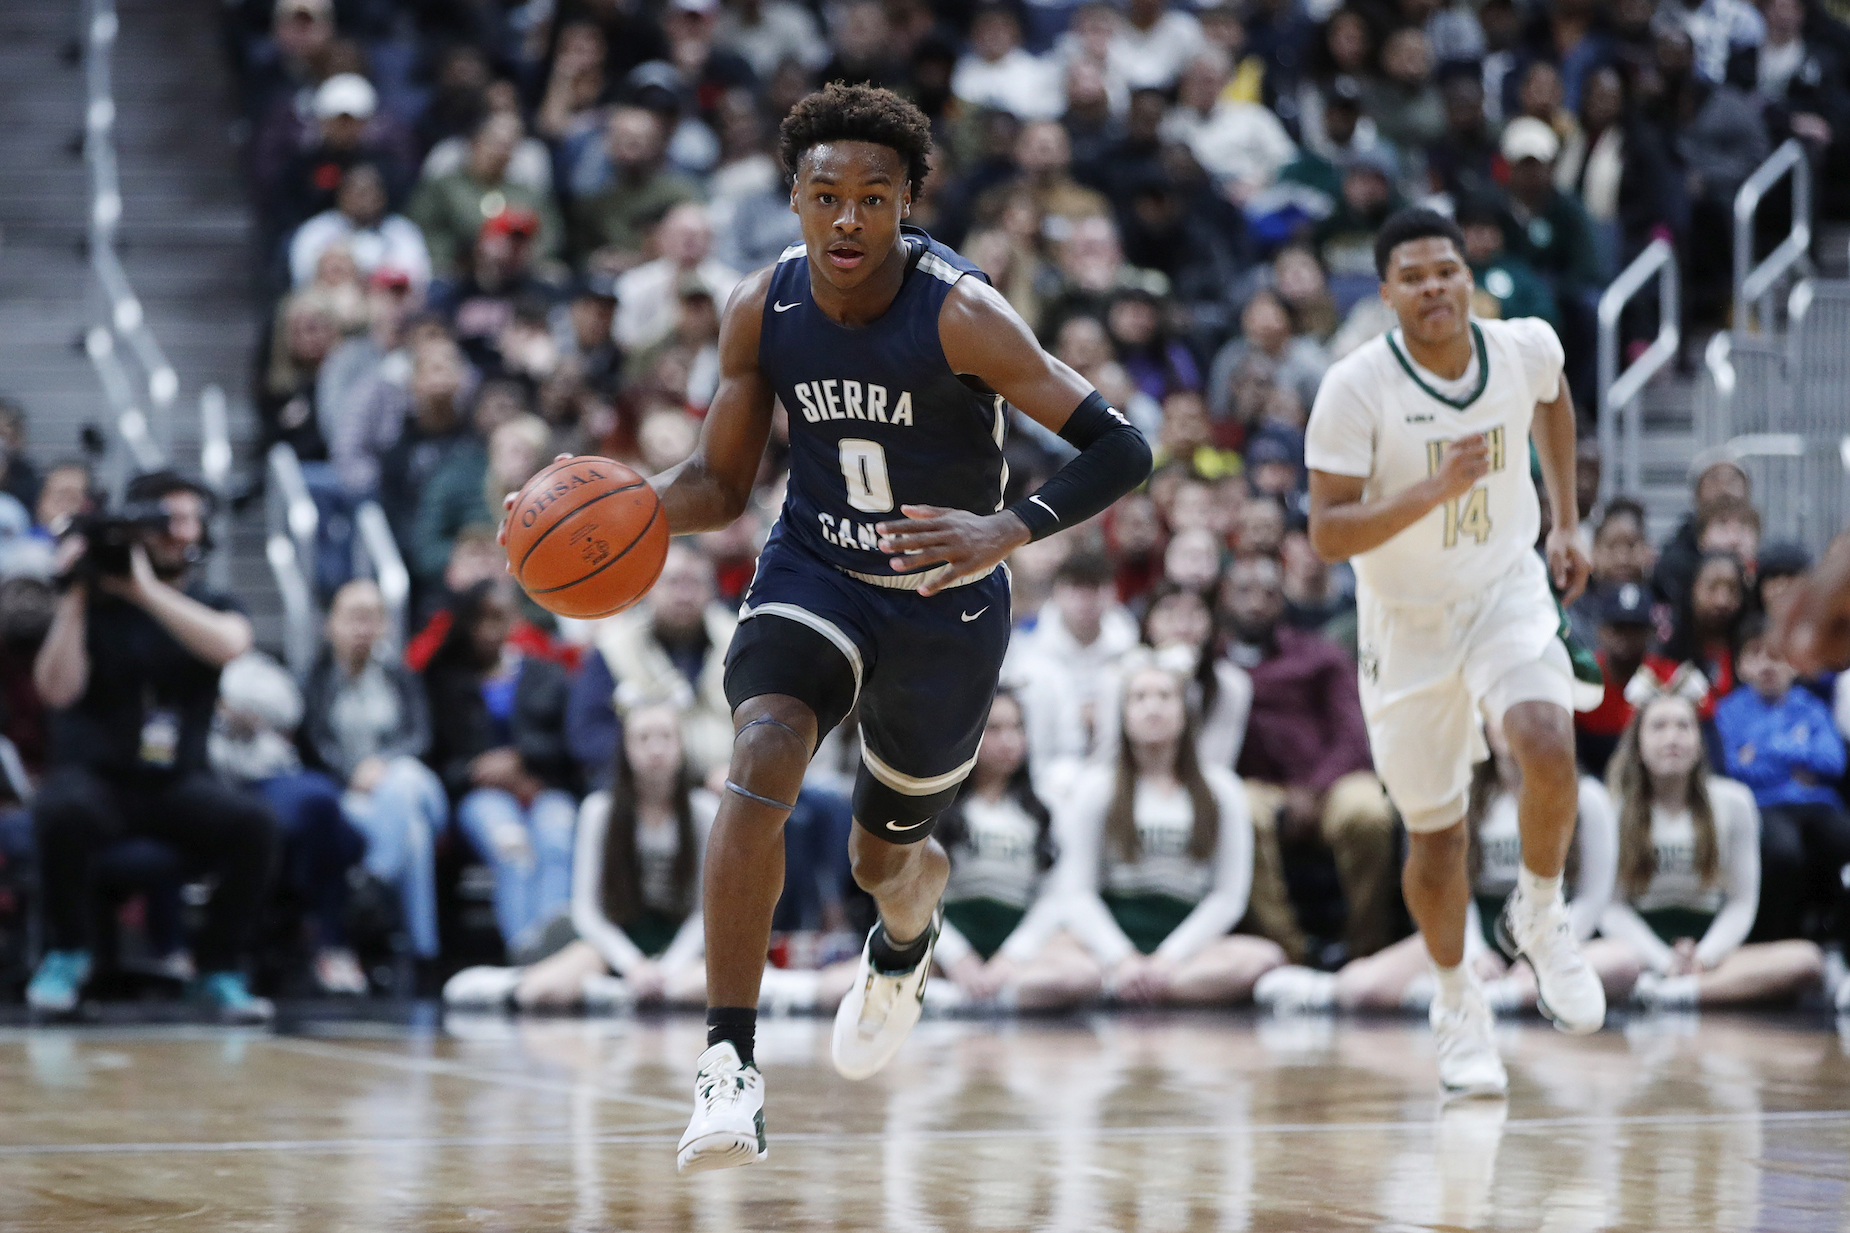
[1545,525,1593,605]
[876,504,1032,596]
[1431,434,1492,503]
[496,454,576,566]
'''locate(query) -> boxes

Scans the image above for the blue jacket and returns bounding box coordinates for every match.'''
[1715,685,1846,809]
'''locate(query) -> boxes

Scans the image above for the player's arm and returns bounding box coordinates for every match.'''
[648,269,777,534]
[1532,375,1592,603]
[1306,439,1488,563]
[877,278,1152,595]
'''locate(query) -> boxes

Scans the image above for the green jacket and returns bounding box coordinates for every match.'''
[569,172,704,264]
[1470,253,1559,327]
[411,440,489,586]
[407,173,564,277]
[1501,189,1602,296]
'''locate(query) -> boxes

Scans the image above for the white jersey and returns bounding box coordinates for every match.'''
[1305,316,1565,605]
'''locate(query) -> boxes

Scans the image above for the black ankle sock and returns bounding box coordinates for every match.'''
[869,920,934,974]
[707,1007,757,1065]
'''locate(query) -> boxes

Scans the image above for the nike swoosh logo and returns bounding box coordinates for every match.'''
[773,300,800,312]
[1029,495,1057,519]
[886,818,931,832]
[961,607,988,622]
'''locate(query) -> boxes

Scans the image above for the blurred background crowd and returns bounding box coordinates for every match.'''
[0,0,1847,1017]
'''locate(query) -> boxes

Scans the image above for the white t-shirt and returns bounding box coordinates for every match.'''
[1305,316,1565,605]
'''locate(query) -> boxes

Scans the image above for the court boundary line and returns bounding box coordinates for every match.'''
[5,1108,1847,1158]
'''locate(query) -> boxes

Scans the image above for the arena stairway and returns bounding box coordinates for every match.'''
[0,0,281,649]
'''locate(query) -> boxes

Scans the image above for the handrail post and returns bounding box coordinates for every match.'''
[1733,139,1813,337]
[1597,238,1680,500]
[266,441,318,584]
[353,502,410,655]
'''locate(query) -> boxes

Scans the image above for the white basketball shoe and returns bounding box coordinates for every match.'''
[1497,885,1606,1035]
[831,912,939,1080]
[1431,981,1509,1099]
[676,1042,767,1174]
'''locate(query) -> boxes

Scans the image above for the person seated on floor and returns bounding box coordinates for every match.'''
[444,700,821,1011]
[1715,614,1850,954]
[1255,712,1624,1015]
[1599,691,1825,1009]
[299,579,448,970]
[919,691,1105,1011]
[1054,657,1286,1006]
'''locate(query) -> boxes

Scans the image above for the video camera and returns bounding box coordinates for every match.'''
[58,501,172,586]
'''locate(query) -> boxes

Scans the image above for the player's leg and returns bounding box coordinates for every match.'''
[847,822,949,962]
[1486,654,1606,1035]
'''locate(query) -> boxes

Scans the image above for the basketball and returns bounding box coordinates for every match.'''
[505,455,668,619]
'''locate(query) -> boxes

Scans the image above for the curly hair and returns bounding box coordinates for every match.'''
[778,83,933,197]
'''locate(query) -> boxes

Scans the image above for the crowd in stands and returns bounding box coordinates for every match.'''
[0,0,1847,1018]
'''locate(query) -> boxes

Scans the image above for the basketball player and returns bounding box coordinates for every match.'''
[1303,208,1606,1098]
[648,85,1149,1170]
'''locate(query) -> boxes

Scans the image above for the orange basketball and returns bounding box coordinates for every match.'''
[505,455,668,619]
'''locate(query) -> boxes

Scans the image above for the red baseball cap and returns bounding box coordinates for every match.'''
[480,206,541,243]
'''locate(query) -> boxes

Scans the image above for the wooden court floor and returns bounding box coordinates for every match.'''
[4,1009,1850,1231]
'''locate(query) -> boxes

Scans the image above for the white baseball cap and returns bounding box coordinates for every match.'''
[1500,116,1560,164]
[313,73,378,121]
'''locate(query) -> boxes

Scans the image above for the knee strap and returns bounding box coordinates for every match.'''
[725,779,797,812]
[737,715,810,751]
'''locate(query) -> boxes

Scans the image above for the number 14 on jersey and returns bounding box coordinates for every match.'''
[1425,426,1506,549]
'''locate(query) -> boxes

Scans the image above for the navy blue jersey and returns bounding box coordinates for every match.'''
[758,225,1008,578]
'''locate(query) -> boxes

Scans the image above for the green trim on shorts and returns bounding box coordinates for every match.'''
[1103,893,1197,956]
[944,898,1026,961]
[1639,907,1716,947]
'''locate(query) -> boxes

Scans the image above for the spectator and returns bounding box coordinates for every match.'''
[289,162,432,290]
[1106,290,1200,402]
[444,701,719,1010]
[613,204,741,354]
[1577,581,1659,776]
[568,543,738,789]
[569,106,706,272]
[31,461,92,542]
[1456,195,1560,327]
[1360,26,1446,155]
[1141,582,1255,772]
[1208,288,1330,425]
[1111,0,1207,91]
[716,0,829,80]
[933,692,1106,1009]
[978,121,1113,236]
[1160,48,1297,202]
[352,332,477,555]
[1660,0,1767,83]
[412,413,550,591]
[318,271,424,470]
[260,288,343,460]
[952,6,1063,120]
[818,0,903,91]
[1654,457,1751,605]
[1567,496,1657,646]
[1600,692,1822,1007]
[26,472,275,1020]
[1755,541,1812,623]
[408,112,564,280]
[299,579,447,966]
[1693,495,1762,579]
[1555,65,1682,271]
[1731,0,1850,214]
[1279,526,1349,632]
[271,73,409,230]
[1007,551,1142,774]
[0,399,44,515]
[1313,145,1406,286]
[1425,66,1500,203]
[209,652,367,994]
[1163,526,1225,593]
[425,579,578,959]
[1652,549,1753,723]
[1258,713,1624,1014]
[428,210,561,376]
[1054,660,1284,1003]
[1716,614,1850,947]
[1220,555,1396,963]
[1271,244,1341,343]
[1231,493,1288,559]
[1499,118,1605,309]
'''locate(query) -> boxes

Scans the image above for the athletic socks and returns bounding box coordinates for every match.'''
[707,1007,758,1066]
[1517,866,1564,906]
[869,920,933,975]
[1432,961,1473,1010]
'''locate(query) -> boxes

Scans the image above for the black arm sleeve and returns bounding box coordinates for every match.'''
[1005,391,1153,542]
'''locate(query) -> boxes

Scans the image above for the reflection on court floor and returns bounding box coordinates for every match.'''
[2,1011,1848,1230]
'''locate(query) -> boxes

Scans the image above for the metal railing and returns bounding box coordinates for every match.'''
[353,501,410,654]
[266,535,319,677]
[1733,139,1812,337]
[1597,238,1680,501]
[265,443,319,671]
[199,385,232,593]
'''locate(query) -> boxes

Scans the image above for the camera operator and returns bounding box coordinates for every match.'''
[24,471,278,1020]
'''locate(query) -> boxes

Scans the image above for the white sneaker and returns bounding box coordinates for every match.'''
[1632,970,1699,1009]
[830,914,938,1080]
[1254,965,1337,1013]
[1431,984,1508,1100]
[1498,888,1605,1035]
[676,1042,767,1174]
[441,965,520,1009]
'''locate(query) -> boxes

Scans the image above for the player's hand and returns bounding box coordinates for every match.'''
[496,454,576,564]
[1545,525,1593,605]
[876,505,1031,596]
[1774,531,1850,673]
[1430,434,1491,504]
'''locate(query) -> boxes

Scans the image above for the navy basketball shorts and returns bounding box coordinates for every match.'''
[723,542,1010,844]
